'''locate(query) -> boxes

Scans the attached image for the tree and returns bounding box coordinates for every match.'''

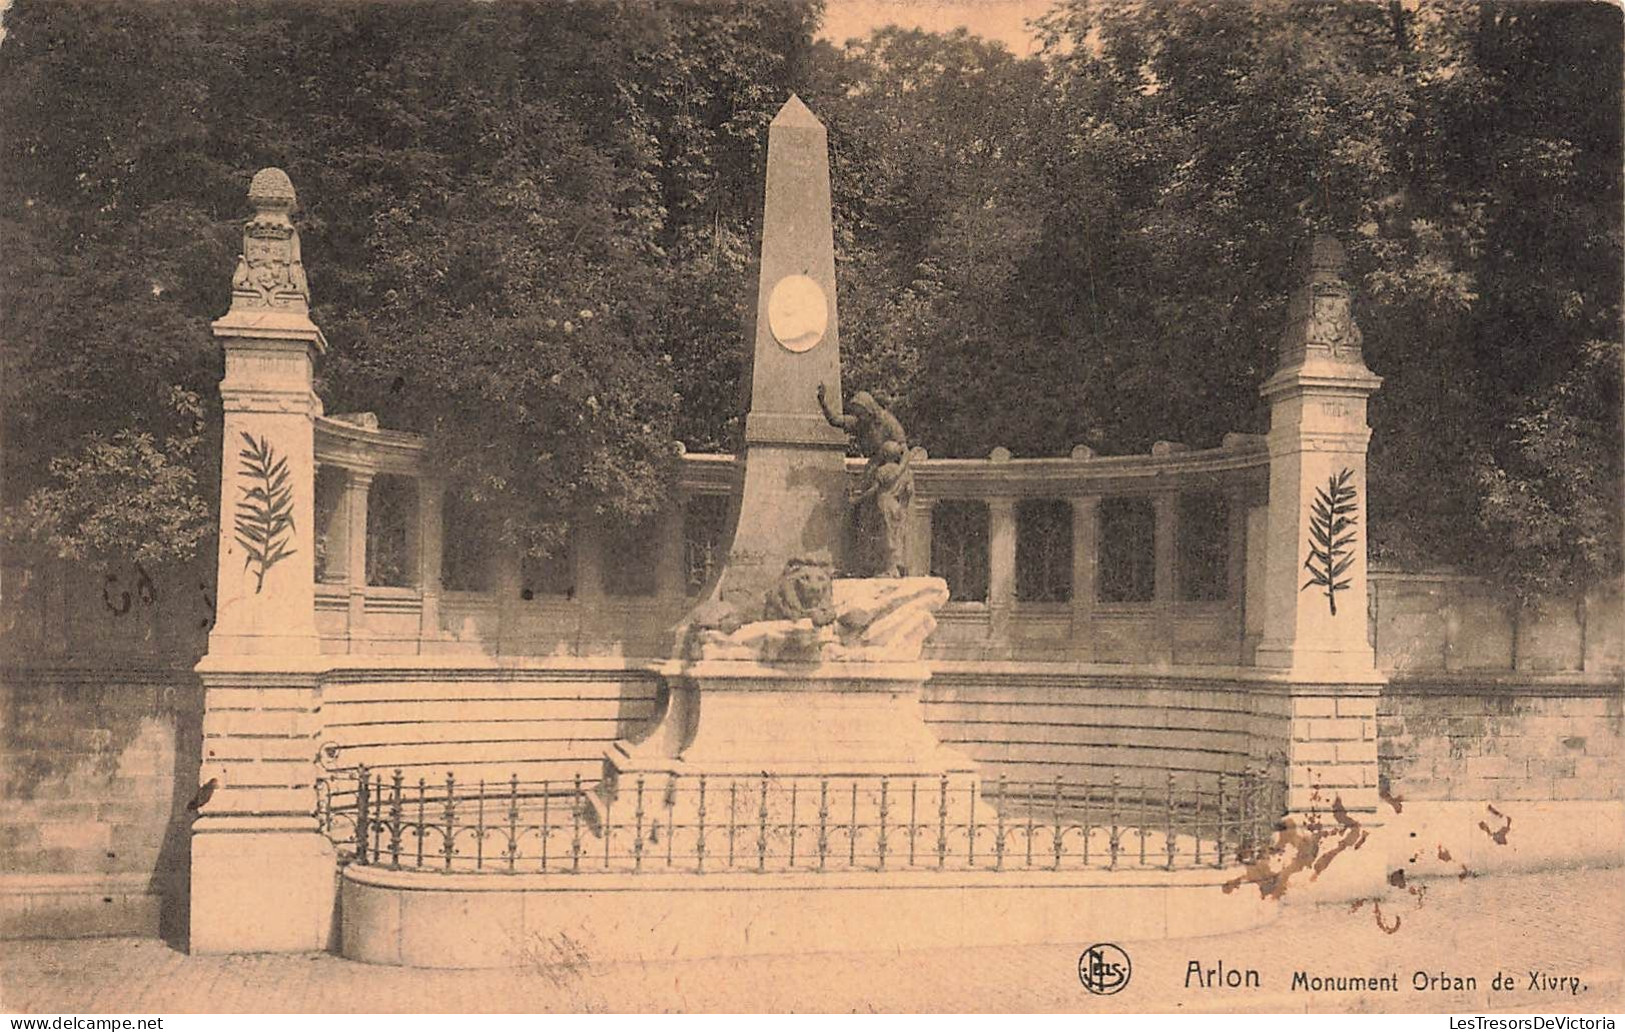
[2,0,1616,603]
[1017,0,1622,598]
[0,0,821,565]
[804,27,1061,454]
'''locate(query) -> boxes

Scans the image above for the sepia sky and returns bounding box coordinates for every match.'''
[0,0,1053,51]
[817,0,1052,54]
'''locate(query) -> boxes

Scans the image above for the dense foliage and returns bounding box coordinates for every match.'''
[0,0,819,561]
[1,0,1618,601]
[812,1,1623,601]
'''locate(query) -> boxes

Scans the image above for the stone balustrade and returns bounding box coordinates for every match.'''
[308,416,1275,666]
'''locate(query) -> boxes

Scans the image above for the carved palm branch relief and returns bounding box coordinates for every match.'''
[233,431,297,594]
[1302,467,1358,615]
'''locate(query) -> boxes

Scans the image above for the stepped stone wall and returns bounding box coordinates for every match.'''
[2,552,1619,940]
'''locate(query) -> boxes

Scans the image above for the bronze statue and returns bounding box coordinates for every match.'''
[818,385,915,577]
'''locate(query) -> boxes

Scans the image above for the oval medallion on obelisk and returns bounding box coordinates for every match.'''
[767,274,828,353]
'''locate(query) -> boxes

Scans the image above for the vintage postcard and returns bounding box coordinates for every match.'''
[1,0,1620,1017]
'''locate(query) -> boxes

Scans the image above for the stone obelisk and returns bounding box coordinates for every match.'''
[711,94,851,618]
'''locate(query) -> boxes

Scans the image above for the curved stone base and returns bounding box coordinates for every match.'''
[340,863,1279,968]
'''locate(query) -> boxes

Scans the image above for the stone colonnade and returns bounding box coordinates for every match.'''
[905,455,1265,666]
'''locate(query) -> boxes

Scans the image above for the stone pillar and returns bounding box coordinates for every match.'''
[908,498,933,580]
[987,497,1017,642]
[1243,504,1269,661]
[657,504,687,599]
[417,477,444,647]
[402,483,422,589]
[1256,237,1383,678]
[1253,236,1385,899]
[1153,492,1178,665]
[342,469,373,651]
[575,525,605,605]
[1227,486,1251,663]
[206,176,323,656]
[317,467,349,586]
[1069,496,1098,660]
[192,168,335,954]
[494,554,522,655]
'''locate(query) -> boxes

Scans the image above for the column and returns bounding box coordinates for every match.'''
[575,525,605,605]
[1153,491,1178,666]
[657,502,687,600]
[417,477,444,648]
[192,168,334,953]
[494,553,522,656]
[342,469,373,653]
[987,497,1016,643]
[317,467,349,586]
[1243,503,1269,662]
[571,525,603,652]
[1226,486,1251,664]
[909,498,933,579]
[402,481,422,589]
[1069,496,1098,660]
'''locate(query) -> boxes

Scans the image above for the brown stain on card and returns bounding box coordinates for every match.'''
[1221,794,1368,900]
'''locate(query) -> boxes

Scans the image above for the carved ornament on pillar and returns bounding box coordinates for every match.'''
[1279,236,1364,368]
[230,168,311,313]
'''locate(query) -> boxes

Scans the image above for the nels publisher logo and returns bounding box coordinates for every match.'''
[1078,943,1132,996]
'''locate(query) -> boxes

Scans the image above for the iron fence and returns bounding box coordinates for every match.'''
[317,765,1284,875]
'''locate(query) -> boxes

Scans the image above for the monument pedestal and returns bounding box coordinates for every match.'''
[606,660,976,781]
[593,660,983,833]
[596,578,988,831]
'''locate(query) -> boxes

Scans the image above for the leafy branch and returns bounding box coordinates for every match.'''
[233,431,296,594]
[1302,467,1358,616]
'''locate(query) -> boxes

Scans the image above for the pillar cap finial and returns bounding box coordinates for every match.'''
[247,167,298,212]
[229,168,311,314]
[1309,234,1346,276]
[1273,233,1367,374]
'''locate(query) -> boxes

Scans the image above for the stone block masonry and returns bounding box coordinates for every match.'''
[1380,680,1622,803]
[0,666,202,941]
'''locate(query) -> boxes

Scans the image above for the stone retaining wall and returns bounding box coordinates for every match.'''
[5,658,1619,941]
[920,669,1271,788]
[1379,679,1622,803]
[0,665,201,941]
[318,667,660,786]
